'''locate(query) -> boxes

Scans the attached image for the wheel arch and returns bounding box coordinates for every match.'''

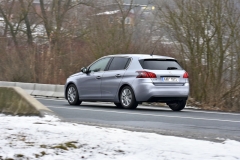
[65,82,77,99]
[117,83,136,102]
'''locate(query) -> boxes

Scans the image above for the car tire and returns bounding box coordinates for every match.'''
[119,86,138,109]
[67,84,82,105]
[168,100,186,111]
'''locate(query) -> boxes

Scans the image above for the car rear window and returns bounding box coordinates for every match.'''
[139,59,182,70]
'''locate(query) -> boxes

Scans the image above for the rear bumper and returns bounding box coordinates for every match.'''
[132,82,189,102]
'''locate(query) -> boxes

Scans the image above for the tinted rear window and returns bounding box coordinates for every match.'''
[139,59,182,70]
[108,57,130,70]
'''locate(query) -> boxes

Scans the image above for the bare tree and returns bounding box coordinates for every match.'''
[34,0,93,83]
[156,0,240,110]
[86,0,161,58]
[19,0,34,45]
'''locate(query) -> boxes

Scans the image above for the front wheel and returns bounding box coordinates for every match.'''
[168,100,186,111]
[120,86,138,109]
[67,84,82,105]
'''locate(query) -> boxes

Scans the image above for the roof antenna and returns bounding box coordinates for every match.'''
[150,49,154,56]
[151,42,158,56]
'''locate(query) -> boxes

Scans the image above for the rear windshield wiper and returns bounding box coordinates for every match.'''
[167,67,178,70]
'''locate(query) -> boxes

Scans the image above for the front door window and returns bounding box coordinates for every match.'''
[89,58,111,72]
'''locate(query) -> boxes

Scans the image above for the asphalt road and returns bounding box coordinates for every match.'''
[38,98,240,142]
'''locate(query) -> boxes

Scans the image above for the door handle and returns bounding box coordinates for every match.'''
[96,76,101,79]
[115,74,121,78]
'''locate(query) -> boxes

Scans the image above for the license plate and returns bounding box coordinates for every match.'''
[161,77,179,82]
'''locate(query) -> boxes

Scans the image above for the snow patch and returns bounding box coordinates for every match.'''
[97,10,120,15]
[0,114,239,160]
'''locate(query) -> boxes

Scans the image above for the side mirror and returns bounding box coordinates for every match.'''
[81,67,87,73]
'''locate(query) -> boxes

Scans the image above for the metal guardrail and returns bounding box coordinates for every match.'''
[0,81,65,98]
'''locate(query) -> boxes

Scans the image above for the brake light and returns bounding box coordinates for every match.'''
[183,72,189,78]
[136,71,157,78]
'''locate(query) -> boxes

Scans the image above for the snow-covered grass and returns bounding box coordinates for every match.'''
[0,114,240,160]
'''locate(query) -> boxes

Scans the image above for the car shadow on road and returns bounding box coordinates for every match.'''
[63,104,173,112]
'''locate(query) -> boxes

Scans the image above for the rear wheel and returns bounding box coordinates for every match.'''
[120,86,138,109]
[67,84,82,105]
[168,100,186,111]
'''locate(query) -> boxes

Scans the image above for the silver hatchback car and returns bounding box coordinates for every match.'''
[65,54,189,111]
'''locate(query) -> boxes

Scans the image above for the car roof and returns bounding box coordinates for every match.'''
[104,54,175,60]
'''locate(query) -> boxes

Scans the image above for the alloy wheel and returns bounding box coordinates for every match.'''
[121,88,132,107]
[68,86,76,103]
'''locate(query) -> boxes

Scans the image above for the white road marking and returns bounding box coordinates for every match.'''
[47,105,240,123]
[36,97,240,116]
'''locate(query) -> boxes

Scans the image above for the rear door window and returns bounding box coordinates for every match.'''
[139,59,182,70]
[108,57,130,71]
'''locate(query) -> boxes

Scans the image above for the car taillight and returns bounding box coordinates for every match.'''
[183,72,189,78]
[136,71,157,78]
